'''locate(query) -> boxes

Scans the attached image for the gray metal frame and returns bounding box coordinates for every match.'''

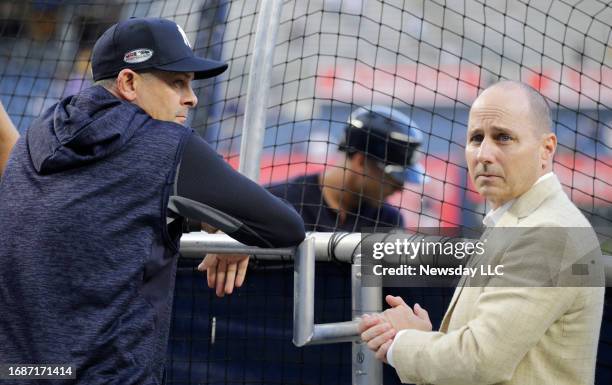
[181,231,383,384]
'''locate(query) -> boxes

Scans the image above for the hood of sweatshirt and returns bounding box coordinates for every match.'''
[27,85,150,174]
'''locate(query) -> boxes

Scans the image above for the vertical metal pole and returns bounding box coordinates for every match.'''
[352,254,383,385]
[238,0,283,180]
[293,236,316,346]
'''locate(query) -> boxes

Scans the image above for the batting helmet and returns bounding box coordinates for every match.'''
[339,105,426,184]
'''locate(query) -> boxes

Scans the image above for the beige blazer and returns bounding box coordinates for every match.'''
[391,175,605,385]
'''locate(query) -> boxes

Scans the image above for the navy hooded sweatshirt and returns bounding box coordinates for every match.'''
[0,85,305,384]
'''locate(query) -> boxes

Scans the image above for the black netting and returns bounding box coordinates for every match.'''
[1,0,610,384]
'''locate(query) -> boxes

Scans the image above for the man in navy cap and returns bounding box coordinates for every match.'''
[267,105,427,232]
[0,17,305,384]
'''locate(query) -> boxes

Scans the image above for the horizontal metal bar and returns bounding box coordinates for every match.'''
[308,321,361,345]
[180,231,360,261]
[179,232,294,257]
[179,232,612,285]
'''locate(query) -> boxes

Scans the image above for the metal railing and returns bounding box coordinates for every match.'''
[181,231,382,385]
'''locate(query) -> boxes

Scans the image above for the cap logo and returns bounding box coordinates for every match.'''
[176,24,192,48]
[124,48,154,64]
[390,131,410,143]
[350,119,364,128]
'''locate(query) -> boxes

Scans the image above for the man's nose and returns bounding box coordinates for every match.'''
[183,86,198,108]
[476,137,495,164]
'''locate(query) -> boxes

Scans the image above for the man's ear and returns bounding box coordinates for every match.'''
[540,133,557,167]
[115,69,139,102]
[349,152,367,175]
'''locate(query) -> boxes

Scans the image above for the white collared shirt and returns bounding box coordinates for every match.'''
[482,199,515,227]
[386,172,554,368]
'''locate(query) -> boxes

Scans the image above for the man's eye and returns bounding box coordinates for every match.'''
[174,80,184,87]
[470,134,483,143]
[498,134,512,141]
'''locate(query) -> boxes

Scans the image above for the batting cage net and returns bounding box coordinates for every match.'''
[1,0,610,384]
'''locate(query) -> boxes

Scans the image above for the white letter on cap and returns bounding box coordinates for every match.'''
[176,24,192,49]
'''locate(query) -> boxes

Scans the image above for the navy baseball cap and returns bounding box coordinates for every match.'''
[91,17,227,81]
[340,106,428,184]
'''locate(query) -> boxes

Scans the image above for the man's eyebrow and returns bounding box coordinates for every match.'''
[489,125,516,135]
[467,124,515,134]
[171,72,193,80]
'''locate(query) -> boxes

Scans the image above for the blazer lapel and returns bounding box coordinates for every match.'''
[440,226,492,331]
[440,286,462,332]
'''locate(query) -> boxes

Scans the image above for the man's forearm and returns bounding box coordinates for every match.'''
[0,102,19,175]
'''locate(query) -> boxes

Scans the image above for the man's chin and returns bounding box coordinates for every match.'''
[478,187,502,202]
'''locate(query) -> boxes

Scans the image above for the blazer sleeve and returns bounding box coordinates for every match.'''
[391,286,581,384]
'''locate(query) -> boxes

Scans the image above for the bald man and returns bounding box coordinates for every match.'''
[0,102,19,176]
[359,81,605,385]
